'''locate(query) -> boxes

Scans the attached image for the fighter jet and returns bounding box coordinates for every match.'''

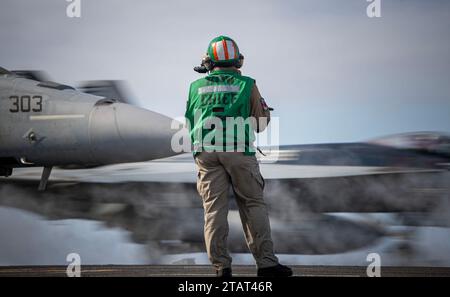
[0,67,180,190]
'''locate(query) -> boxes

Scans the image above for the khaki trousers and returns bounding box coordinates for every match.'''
[194,151,279,270]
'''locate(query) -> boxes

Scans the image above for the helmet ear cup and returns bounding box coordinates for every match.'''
[196,52,242,73]
[236,54,244,69]
[202,55,214,71]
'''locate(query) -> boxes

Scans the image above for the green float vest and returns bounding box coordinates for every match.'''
[185,69,256,156]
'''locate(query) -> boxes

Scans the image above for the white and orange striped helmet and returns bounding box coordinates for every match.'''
[207,36,240,66]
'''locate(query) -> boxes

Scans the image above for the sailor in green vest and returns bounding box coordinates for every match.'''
[185,36,292,277]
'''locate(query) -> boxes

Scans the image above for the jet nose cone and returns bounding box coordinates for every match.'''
[114,103,180,161]
[90,103,181,164]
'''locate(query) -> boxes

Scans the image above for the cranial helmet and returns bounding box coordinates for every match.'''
[207,35,240,66]
[195,36,244,73]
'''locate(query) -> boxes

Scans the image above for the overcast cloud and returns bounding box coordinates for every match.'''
[1,0,449,144]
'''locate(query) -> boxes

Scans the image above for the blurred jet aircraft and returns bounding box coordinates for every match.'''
[0,67,180,190]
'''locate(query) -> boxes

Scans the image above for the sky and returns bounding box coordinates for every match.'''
[1,0,449,145]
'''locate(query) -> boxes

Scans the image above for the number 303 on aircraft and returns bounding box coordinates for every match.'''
[9,95,43,113]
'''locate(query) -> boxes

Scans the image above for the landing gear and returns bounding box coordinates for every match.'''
[38,166,53,191]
